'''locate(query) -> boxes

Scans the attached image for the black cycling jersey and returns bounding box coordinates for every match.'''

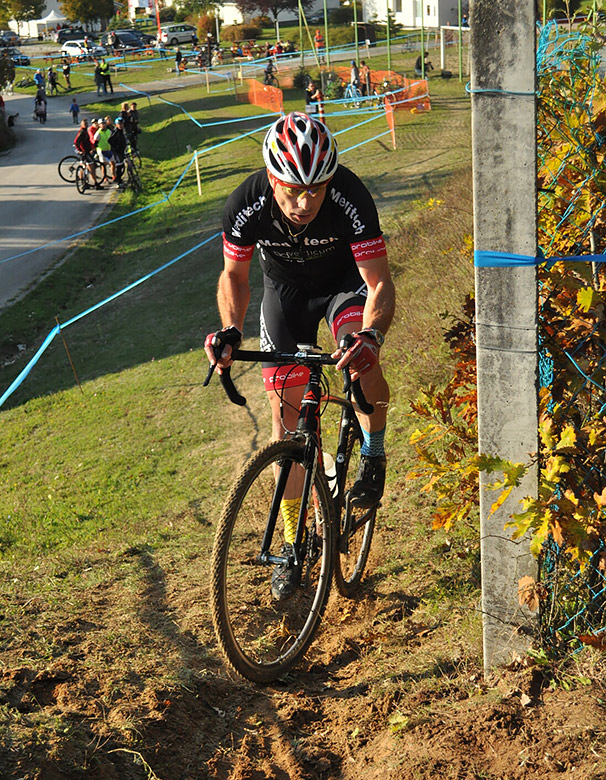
[222,165,383,294]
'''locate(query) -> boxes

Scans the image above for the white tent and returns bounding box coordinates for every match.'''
[40,9,67,23]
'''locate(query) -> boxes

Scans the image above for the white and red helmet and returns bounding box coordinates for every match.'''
[263,112,339,186]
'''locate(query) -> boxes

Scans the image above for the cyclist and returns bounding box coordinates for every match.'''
[204,112,395,599]
[263,59,277,85]
[74,119,103,190]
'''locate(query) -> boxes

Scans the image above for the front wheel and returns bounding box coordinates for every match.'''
[333,427,376,597]
[75,164,88,194]
[211,440,334,683]
[58,154,79,182]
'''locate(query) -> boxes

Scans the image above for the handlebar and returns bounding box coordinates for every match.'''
[203,342,374,415]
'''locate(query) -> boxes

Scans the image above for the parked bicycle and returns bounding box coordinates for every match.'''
[122,151,142,192]
[343,82,362,109]
[206,338,378,683]
[74,156,108,194]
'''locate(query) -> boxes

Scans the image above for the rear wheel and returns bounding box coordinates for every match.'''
[211,440,334,683]
[333,426,376,597]
[75,164,88,194]
[127,162,142,192]
[58,154,79,182]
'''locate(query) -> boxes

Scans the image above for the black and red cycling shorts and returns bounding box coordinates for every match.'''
[259,270,367,391]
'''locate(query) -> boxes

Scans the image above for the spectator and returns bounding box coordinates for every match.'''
[305,80,321,115]
[33,69,45,89]
[109,116,127,188]
[87,118,99,144]
[74,119,103,189]
[68,97,79,124]
[128,101,140,150]
[62,58,71,90]
[350,60,360,88]
[360,60,371,96]
[314,29,324,63]
[94,118,114,180]
[155,37,165,59]
[99,59,113,94]
[415,51,434,77]
[191,30,198,46]
[47,66,58,97]
[93,60,104,96]
[175,47,183,74]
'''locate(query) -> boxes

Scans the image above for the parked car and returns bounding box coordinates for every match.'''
[55,27,86,43]
[131,30,156,45]
[6,46,30,66]
[157,23,197,46]
[0,30,19,47]
[102,30,145,50]
[61,40,107,59]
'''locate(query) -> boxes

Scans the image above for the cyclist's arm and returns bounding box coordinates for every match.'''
[357,253,395,335]
[217,255,251,334]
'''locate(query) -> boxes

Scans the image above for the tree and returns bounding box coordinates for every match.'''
[60,0,114,26]
[235,0,312,25]
[5,0,45,28]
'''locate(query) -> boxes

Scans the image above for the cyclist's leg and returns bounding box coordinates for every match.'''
[260,278,326,574]
[326,287,389,433]
[326,284,390,505]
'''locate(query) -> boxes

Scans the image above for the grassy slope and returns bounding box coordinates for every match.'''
[0,59,496,778]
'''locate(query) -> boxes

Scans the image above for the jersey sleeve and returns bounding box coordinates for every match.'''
[222,171,269,251]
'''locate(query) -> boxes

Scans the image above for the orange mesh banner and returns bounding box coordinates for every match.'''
[385,101,396,149]
[333,68,430,112]
[237,79,284,113]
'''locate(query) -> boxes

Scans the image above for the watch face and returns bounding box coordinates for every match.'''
[371,329,385,347]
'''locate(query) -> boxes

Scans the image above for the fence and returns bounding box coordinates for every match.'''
[236,79,284,113]
[535,20,606,653]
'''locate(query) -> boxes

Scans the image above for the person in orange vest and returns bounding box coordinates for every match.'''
[314,29,324,63]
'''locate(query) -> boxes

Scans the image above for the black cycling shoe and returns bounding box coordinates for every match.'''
[349,454,387,508]
[271,543,301,601]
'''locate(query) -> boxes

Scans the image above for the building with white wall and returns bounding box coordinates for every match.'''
[363,0,467,28]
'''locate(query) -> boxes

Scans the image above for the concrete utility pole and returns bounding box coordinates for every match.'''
[471,0,540,672]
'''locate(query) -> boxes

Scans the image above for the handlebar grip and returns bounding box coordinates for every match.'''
[219,366,247,406]
[351,379,374,415]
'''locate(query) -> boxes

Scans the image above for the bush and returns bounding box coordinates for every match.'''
[251,15,271,27]
[159,7,175,22]
[292,67,311,89]
[196,14,216,38]
[327,25,356,46]
[222,24,262,42]
[329,6,354,24]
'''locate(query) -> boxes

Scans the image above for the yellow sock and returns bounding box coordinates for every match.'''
[280,497,302,545]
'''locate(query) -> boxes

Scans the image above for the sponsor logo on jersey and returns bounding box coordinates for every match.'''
[262,366,309,390]
[350,236,386,261]
[231,194,267,236]
[329,188,366,235]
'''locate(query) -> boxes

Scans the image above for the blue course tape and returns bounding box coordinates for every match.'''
[475,250,606,267]
[0,232,222,409]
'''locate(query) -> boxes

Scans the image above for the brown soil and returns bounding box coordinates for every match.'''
[2,513,606,780]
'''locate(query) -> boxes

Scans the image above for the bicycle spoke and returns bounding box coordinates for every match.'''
[211,440,334,682]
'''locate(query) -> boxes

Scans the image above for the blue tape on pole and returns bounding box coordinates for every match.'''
[474,250,539,267]
[475,250,606,267]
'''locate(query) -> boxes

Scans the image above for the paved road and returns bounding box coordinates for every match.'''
[0,89,114,310]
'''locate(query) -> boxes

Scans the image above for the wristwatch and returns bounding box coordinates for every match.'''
[359,328,385,347]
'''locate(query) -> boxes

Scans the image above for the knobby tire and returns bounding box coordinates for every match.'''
[211,439,334,683]
[333,426,376,597]
[75,165,87,194]
[58,154,79,183]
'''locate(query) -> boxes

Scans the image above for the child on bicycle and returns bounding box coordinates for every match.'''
[204,112,395,599]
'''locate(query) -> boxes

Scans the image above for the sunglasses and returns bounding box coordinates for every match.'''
[278,182,329,199]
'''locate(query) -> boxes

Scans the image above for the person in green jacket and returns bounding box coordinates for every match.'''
[94,118,115,179]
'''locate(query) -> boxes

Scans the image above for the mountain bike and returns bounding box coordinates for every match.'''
[344,82,362,109]
[205,340,378,683]
[124,152,142,192]
[60,150,107,185]
[263,73,279,88]
[74,157,108,194]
